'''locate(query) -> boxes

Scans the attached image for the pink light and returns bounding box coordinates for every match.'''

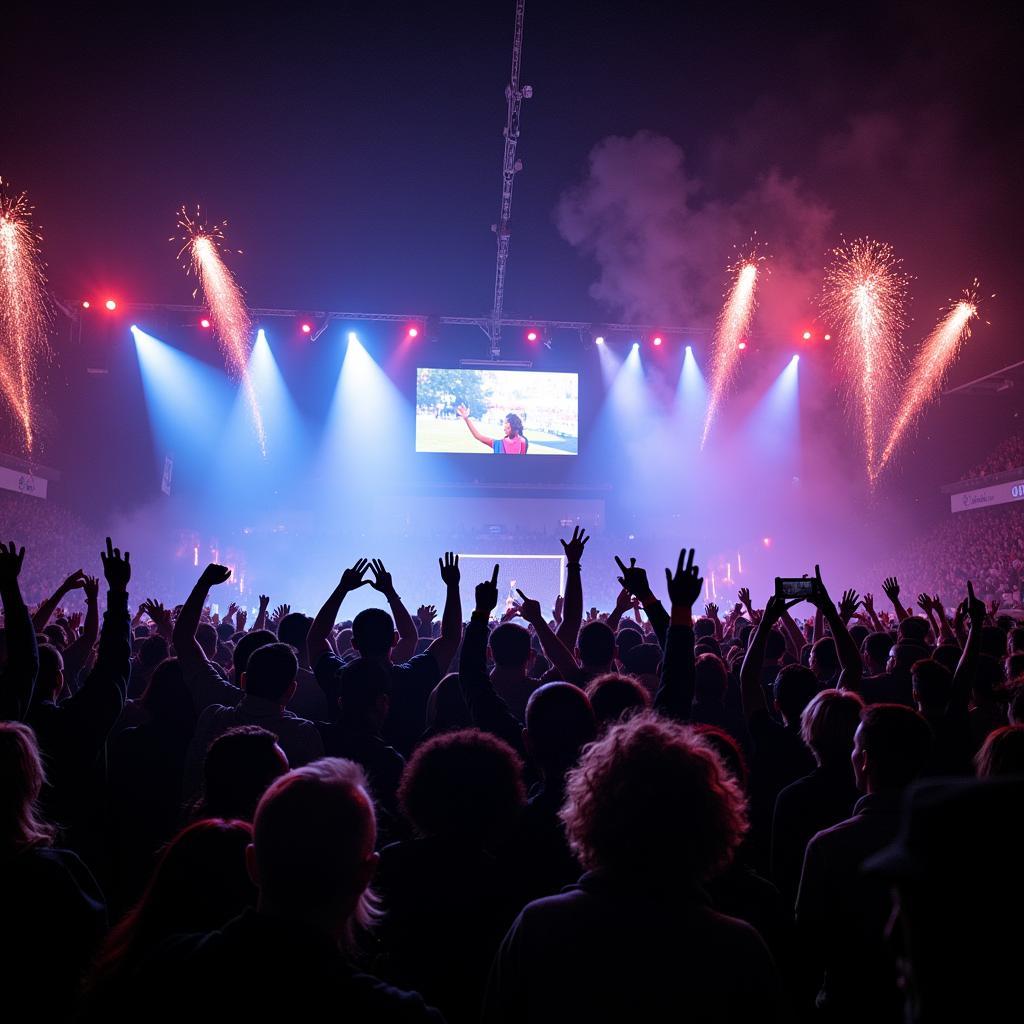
[823,333,831,341]
[653,335,663,346]
[81,300,91,309]
[526,330,538,342]
[301,322,312,334]
[105,299,117,311]
[737,341,747,350]
[762,537,772,548]
[407,326,419,339]
[200,317,211,328]
[802,330,812,340]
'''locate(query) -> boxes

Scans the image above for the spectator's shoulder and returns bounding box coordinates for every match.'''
[346,970,445,1021]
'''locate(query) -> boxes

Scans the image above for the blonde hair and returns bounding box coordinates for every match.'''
[0,722,57,852]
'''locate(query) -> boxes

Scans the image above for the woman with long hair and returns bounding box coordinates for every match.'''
[456,405,529,454]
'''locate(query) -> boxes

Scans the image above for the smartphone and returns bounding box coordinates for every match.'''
[775,577,818,601]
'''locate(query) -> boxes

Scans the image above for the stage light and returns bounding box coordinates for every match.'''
[737,341,747,350]
[347,331,358,344]
[824,333,831,341]
[685,344,692,353]
[792,354,800,364]
[526,330,538,342]
[595,336,605,345]
[762,537,772,548]
[81,300,91,309]
[802,330,812,340]
[200,318,211,328]
[301,322,312,334]
[632,342,639,351]
[653,336,663,347]
[407,326,419,339]
[105,299,117,311]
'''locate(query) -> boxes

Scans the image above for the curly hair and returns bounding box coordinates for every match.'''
[560,712,747,881]
[399,729,525,844]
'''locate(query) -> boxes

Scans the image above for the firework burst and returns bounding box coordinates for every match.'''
[172,205,265,455]
[877,284,985,473]
[701,243,765,448]
[0,183,50,452]
[821,238,909,484]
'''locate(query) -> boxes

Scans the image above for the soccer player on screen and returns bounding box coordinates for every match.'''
[456,405,529,454]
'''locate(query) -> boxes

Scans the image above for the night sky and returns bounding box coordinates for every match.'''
[5,2,1022,378]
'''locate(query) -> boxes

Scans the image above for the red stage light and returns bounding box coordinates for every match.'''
[200,318,211,328]
[802,330,812,340]
[81,300,91,309]
[824,333,831,341]
[407,327,419,339]
[526,330,538,342]
[301,322,312,334]
[737,341,747,350]
[105,299,117,311]
[653,336,663,347]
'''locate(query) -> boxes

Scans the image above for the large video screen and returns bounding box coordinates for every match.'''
[416,367,578,455]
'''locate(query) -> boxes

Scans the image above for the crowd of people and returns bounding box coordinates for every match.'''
[1,525,1022,1022]
[959,430,1024,481]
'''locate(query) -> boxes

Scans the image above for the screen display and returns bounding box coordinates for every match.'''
[416,368,578,455]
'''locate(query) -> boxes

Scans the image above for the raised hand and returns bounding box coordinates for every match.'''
[60,570,88,594]
[882,576,901,604]
[738,586,753,611]
[966,582,987,627]
[417,604,437,626]
[763,593,800,625]
[916,593,933,614]
[201,564,233,589]
[612,588,632,615]
[456,404,470,419]
[515,589,544,626]
[932,595,945,615]
[368,559,396,596]
[862,592,875,615]
[0,541,25,588]
[989,598,1001,617]
[705,602,719,619]
[500,604,519,623]
[142,598,171,629]
[838,588,861,623]
[100,537,131,592]
[340,558,371,593]
[272,603,291,625]
[553,593,565,622]
[560,526,590,566]
[235,608,248,631]
[67,611,83,633]
[226,602,239,620]
[475,564,500,615]
[439,551,461,587]
[807,565,835,611]
[258,594,270,613]
[665,548,703,608]
[614,555,654,602]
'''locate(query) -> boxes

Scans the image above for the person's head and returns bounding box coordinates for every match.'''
[931,644,961,676]
[199,726,290,821]
[351,608,398,659]
[398,729,525,847]
[693,617,716,641]
[138,635,170,675]
[849,623,869,650]
[863,631,895,675]
[888,642,929,675]
[773,664,820,727]
[693,724,749,789]
[232,629,276,684]
[693,653,728,704]
[974,725,1024,778]
[586,673,651,728]
[90,819,255,990]
[576,620,615,670]
[42,623,67,650]
[615,624,645,659]
[338,659,393,730]
[620,642,662,679]
[241,642,298,706]
[764,629,786,664]
[196,621,219,660]
[898,616,931,645]
[424,673,472,735]
[141,658,196,737]
[1008,625,1024,655]
[1005,653,1024,682]
[1009,682,1024,726]
[277,613,313,663]
[35,644,64,701]
[801,688,864,767]
[216,621,235,643]
[852,704,932,793]
[503,413,524,438]
[524,682,596,779]
[809,637,839,682]
[488,622,533,672]
[0,721,56,853]
[980,625,1008,661]
[911,659,953,715]
[560,712,747,884]
[248,758,379,944]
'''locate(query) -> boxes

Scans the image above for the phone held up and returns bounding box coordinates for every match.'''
[774,577,821,602]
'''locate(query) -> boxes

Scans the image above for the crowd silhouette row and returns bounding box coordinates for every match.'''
[1,525,1022,1022]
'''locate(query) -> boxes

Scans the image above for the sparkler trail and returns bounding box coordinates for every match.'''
[172,206,266,455]
[821,238,908,484]
[0,184,50,452]
[877,287,982,473]
[701,256,760,448]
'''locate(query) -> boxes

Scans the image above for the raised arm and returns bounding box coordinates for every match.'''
[605,587,632,633]
[252,594,270,633]
[0,542,37,721]
[423,552,464,674]
[739,598,791,721]
[882,576,910,622]
[456,404,495,449]
[32,570,87,632]
[459,564,525,753]
[556,527,588,649]
[367,560,418,664]
[951,582,986,715]
[861,592,884,633]
[811,569,863,692]
[174,564,232,673]
[515,589,581,684]
[654,548,703,720]
[306,559,371,665]
[61,576,101,694]
[614,555,670,647]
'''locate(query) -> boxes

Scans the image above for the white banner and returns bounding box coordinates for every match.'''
[951,478,1024,513]
[0,466,47,499]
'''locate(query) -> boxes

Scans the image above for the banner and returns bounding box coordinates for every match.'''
[951,478,1024,513]
[0,466,47,499]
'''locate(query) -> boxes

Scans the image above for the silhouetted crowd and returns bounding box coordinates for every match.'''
[1,527,1022,1023]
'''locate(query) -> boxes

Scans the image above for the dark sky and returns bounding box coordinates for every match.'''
[5,1,1022,379]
